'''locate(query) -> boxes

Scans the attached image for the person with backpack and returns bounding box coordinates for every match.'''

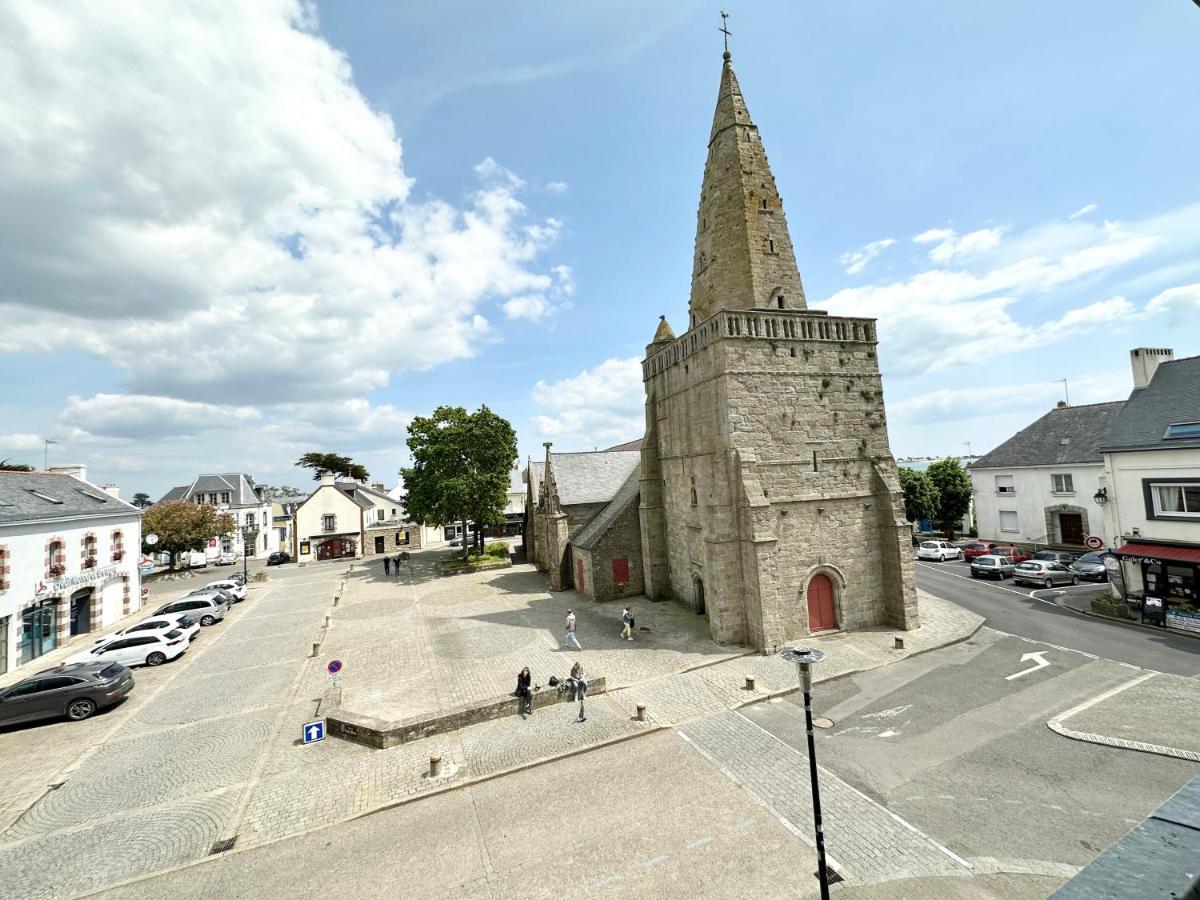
[621,606,634,641]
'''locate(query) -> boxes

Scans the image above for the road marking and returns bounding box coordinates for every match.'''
[1006,651,1051,680]
[914,562,1054,603]
[687,836,714,849]
[643,854,669,868]
[1051,671,1158,725]
[878,730,899,738]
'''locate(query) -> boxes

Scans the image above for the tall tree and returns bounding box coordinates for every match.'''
[401,405,517,560]
[295,452,369,482]
[131,492,152,509]
[897,467,937,524]
[0,459,34,471]
[141,500,236,570]
[926,458,973,541]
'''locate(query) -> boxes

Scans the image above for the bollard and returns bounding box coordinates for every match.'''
[894,636,905,650]
[745,674,756,691]
[635,704,646,722]
[333,594,340,607]
[325,614,332,628]
[429,755,443,777]
[311,641,321,658]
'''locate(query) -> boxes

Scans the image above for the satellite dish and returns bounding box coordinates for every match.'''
[145,533,159,546]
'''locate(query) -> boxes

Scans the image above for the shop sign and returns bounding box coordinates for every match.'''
[299,540,311,555]
[1166,609,1200,634]
[34,564,124,597]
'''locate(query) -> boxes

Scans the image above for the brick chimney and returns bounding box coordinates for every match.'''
[1055,400,1068,409]
[1130,347,1174,389]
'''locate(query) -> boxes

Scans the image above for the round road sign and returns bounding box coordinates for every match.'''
[1083,535,1104,551]
[327,659,344,675]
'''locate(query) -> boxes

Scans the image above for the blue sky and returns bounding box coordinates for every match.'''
[1,1,1198,498]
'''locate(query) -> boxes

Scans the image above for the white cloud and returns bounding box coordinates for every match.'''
[893,371,1131,426]
[913,227,955,244]
[531,357,643,449]
[0,2,563,404]
[0,433,45,452]
[915,227,1004,264]
[503,295,553,320]
[1145,282,1200,320]
[545,181,568,194]
[62,394,261,440]
[1069,203,1099,220]
[838,238,895,275]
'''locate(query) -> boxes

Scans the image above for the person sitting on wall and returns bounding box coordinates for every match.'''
[514,666,533,715]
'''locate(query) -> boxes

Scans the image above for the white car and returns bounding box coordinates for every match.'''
[68,630,188,667]
[917,540,963,562]
[94,614,201,645]
[202,579,246,602]
[216,552,237,566]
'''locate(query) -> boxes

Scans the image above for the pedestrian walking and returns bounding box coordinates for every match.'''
[515,666,533,715]
[394,554,402,575]
[563,609,582,650]
[569,660,587,722]
[383,556,391,576]
[621,606,634,641]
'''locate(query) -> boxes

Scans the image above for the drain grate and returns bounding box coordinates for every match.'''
[817,868,845,885]
[209,836,238,855]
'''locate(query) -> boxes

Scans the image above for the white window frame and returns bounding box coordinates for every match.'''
[995,475,1015,495]
[323,514,337,532]
[1051,473,1074,494]
[998,510,1019,533]
[1151,483,1200,518]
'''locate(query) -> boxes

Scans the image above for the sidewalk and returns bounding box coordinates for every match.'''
[1055,588,1200,641]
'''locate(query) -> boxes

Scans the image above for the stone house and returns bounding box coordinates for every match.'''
[159,473,278,558]
[526,50,917,651]
[0,466,143,675]
[968,401,1125,549]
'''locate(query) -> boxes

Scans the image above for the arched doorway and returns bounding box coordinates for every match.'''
[694,577,706,615]
[806,573,837,633]
[317,538,356,560]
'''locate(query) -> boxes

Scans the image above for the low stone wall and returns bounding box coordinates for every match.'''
[329,675,607,750]
[438,557,513,577]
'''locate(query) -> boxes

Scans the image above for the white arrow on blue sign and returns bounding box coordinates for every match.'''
[302,719,326,744]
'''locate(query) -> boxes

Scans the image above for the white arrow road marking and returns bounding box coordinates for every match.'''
[1006,651,1051,680]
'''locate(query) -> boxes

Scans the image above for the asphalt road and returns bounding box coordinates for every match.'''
[914,558,1200,677]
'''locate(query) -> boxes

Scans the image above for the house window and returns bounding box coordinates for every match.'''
[194,494,204,504]
[47,539,66,576]
[1164,422,1200,439]
[244,512,253,527]
[82,534,98,569]
[1151,484,1200,517]
[1051,474,1074,494]
[0,544,9,593]
[111,530,124,562]
[323,514,337,532]
[208,493,218,504]
[995,475,1015,494]
[261,511,267,526]
[999,510,1019,532]
[220,492,230,504]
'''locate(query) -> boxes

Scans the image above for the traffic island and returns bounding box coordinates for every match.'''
[328,676,607,749]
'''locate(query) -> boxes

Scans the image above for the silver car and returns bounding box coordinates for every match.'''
[970,555,1015,580]
[153,595,227,626]
[1013,560,1079,588]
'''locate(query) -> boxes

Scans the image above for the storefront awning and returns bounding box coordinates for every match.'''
[1113,542,1200,565]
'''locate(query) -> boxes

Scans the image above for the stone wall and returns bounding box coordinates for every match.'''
[573,497,645,603]
[361,524,423,557]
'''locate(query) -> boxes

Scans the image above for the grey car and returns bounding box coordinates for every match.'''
[154,595,227,626]
[1013,560,1079,588]
[0,661,134,725]
[970,555,1015,579]
[1070,552,1108,582]
[1031,550,1077,566]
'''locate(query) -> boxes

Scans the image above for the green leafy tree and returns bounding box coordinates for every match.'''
[926,458,973,540]
[897,467,937,525]
[401,405,517,560]
[0,459,34,471]
[141,500,236,570]
[131,492,152,509]
[295,452,369,482]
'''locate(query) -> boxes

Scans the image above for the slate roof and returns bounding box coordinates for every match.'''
[528,450,642,507]
[0,472,140,526]
[333,484,373,509]
[1102,354,1200,452]
[159,473,264,506]
[570,467,641,550]
[604,437,644,452]
[970,402,1126,469]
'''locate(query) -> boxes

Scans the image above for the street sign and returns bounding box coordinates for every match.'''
[327,659,344,676]
[1083,535,1104,550]
[1006,651,1050,680]
[302,719,326,744]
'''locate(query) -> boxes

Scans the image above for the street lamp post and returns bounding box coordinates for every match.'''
[780,646,830,899]
[241,527,249,583]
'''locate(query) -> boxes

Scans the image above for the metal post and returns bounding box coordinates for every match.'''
[242,528,248,583]
[801,664,831,900]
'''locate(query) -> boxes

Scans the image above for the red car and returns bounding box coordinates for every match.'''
[961,542,996,559]
[990,545,1032,564]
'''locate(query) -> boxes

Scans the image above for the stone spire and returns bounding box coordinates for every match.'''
[541,442,561,515]
[650,315,676,345]
[688,54,807,325]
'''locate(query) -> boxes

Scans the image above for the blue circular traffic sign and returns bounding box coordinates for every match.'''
[327,659,343,675]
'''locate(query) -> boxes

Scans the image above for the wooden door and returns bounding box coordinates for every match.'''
[1060,514,1084,545]
[807,574,837,632]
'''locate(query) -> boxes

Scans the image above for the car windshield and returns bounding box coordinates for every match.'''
[165,629,183,639]
[978,559,996,566]
[1016,563,1038,570]
[920,542,937,548]
[1032,552,1055,560]
[99,664,124,678]
[1077,553,1102,564]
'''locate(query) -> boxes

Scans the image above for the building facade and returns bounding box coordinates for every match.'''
[292,476,428,563]
[0,466,143,675]
[159,473,278,558]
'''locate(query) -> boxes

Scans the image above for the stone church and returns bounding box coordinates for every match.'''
[526,50,918,651]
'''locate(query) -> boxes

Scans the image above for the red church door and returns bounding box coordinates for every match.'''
[806,574,837,633]
[576,558,585,593]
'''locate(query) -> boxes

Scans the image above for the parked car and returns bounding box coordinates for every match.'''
[68,630,188,668]
[1070,552,1109,582]
[970,555,1015,579]
[266,551,291,566]
[1031,550,1077,566]
[449,537,463,548]
[196,579,246,602]
[1013,560,1079,588]
[95,614,200,645]
[154,595,227,626]
[961,542,996,559]
[917,540,963,562]
[186,587,237,606]
[990,545,1033,564]
[215,552,237,566]
[0,662,134,725]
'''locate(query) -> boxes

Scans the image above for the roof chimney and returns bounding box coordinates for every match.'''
[319,472,336,487]
[1130,347,1174,389]
[101,484,120,498]
[48,463,87,482]
[1055,400,1068,409]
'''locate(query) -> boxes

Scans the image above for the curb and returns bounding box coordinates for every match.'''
[1046,720,1200,763]
[1051,597,1200,642]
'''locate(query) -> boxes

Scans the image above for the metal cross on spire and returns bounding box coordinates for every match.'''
[718,10,732,57]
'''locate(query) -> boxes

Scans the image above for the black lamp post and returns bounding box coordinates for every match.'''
[780,646,830,898]
[241,526,249,583]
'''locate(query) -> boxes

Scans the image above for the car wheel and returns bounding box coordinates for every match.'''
[200,614,216,626]
[1043,578,1053,589]
[67,698,97,721]
[1071,576,1079,585]
[146,651,167,666]
[938,555,946,562]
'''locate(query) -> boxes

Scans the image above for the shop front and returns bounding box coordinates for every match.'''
[1112,541,1200,633]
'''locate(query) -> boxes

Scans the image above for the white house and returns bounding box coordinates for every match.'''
[1098,349,1200,629]
[292,477,434,563]
[159,473,278,558]
[968,401,1126,549]
[0,465,143,675]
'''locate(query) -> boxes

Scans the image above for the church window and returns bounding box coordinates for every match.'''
[812,451,819,472]
[761,198,769,210]
[777,295,785,309]
[767,239,775,254]
[690,477,698,507]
